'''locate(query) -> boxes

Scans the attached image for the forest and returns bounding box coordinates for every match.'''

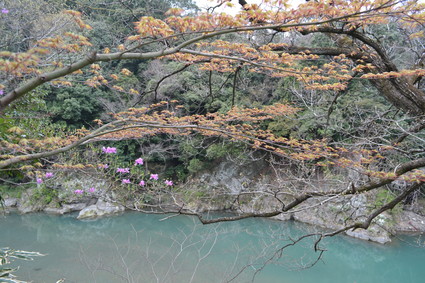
[0,0,425,281]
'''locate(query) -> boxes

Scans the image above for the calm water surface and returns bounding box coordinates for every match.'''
[1,212,424,283]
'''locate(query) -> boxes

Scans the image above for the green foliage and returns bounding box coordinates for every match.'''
[266,78,392,141]
[187,158,204,173]
[30,186,58,205]
[374,189,402,215]
[1,87,51,138]
[205,144,229,159]
[267,117,298,138]
[0,185,25,199]
[47,85,104,128]
[375,189,393,207]
[108,140,141,165]
[164,164,187,182]
[67,0,197,49]
[0,0,65,53]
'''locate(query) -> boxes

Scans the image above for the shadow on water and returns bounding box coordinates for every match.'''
[1,212,424,283]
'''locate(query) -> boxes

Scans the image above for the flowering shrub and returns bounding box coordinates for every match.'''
[135,158,144,165]
[33,146,176,202]
[102,146,117,154]
[149,174,159,181]
[116,168,130,173]
[73,187,97,196]
[97,146,174,196]
[45,172,54,178]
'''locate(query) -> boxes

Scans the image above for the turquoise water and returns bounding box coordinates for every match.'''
[1,212,424,283]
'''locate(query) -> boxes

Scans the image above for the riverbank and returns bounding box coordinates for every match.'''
[3,187,425,245]
[2,157,425,245]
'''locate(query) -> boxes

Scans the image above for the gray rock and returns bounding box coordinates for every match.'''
[44,207,70,214]
[77,199,125,219]
[197,159,268,195]
[43,203,88,214]
[346,227,391,244]
[393,211,425,232]
[18,203,43,214]
[3,198,18,207]
[76,204,100,219]
[64,202,88,212]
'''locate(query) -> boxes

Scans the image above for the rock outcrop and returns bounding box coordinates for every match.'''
[2,158,424,244]
[77,199,125,219]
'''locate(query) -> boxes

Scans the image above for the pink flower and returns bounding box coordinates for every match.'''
[122,179,131,184]
[74,189,84,195]
[149,174,159,180]
[45,172,54,178]
[36,178,43,184]
[1,8,9,14]
[116,168,130,173]
[0,90,4,95]
[164,180,173,186]
[139,180,145,186]
[102,146,117,154]
[134,158,144,165]
[88,187,96,193]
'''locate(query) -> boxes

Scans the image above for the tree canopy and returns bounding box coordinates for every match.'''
[0,0,424,247]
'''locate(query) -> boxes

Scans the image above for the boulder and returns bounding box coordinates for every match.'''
[346,227,391,244]
[44,203,88,215]
[3,197,18,207]
[77,199,125,219]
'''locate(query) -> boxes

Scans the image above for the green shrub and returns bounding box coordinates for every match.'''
[187,158,204,173]
[31,186,58,205]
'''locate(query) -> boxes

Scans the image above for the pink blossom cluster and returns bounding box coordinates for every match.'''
[97,151,174,188]
[45,172,54,178]
[149,174,159,180]
[116,168,130,173]
[74,187,96,195]
[36,172,54,184]
[120,174,174,187]
[1,8,8,14]
[102,146,117,154]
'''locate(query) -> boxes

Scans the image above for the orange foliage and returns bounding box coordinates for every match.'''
[0,0,424,186]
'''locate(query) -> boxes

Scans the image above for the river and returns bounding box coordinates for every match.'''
[1,212,424,283]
